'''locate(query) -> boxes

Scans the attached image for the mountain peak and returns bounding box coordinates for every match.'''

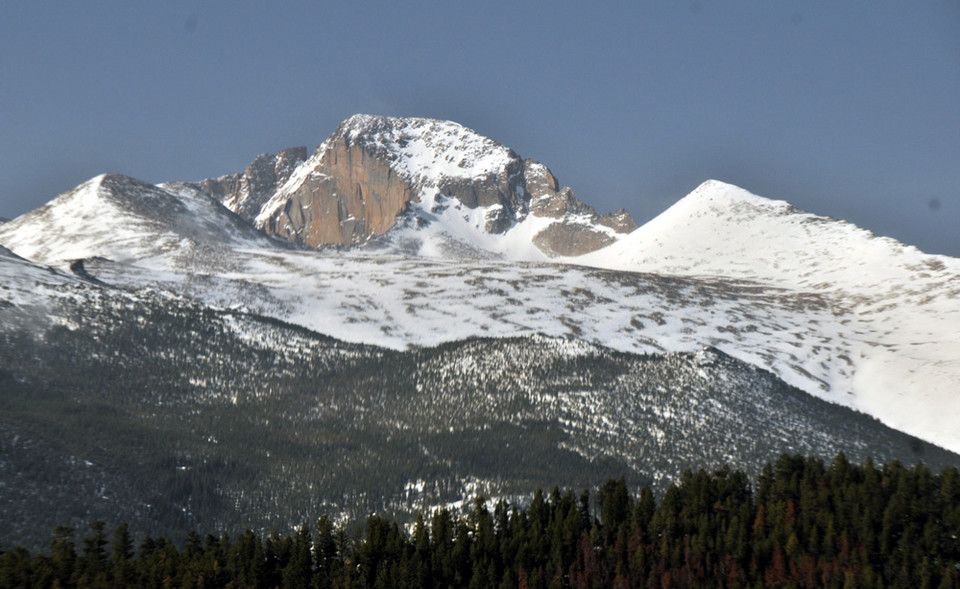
[681,179,791,215]
[0,172,274,267]
[241,115,635,256]
[584,179,960,298]
[328,114,517,192]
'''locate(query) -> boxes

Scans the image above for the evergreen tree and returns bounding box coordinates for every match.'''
[110,522,133,587]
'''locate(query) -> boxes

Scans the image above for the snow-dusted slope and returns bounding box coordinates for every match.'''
[0,174,280,270]
[0,242,79,299]
[86,248,848,396]
[0,237,110,339]
[581,180,960,297]
[580,180,960,453]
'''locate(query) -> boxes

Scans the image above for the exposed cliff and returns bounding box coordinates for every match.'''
[192,115,635,256]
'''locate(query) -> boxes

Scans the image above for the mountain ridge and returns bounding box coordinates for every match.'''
[0,173,281,269]
[0,116,957,456]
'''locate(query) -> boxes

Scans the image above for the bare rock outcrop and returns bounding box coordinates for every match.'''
[532,222,618,257]
[522,160,637,256]
[197,115,638,256]
[186,147,307,223]
[262,136,417,247]
[597,209,637,233]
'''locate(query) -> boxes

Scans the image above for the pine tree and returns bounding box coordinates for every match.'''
[110,522,133,587]
[282,523,313,589]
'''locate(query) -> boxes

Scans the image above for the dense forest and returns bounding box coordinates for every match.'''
[1,454,958,588]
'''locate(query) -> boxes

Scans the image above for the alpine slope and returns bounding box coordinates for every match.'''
[0,116,957,456]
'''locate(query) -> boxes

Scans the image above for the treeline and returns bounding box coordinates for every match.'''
[2,454,959,588]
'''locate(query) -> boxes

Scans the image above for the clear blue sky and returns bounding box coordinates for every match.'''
[2,2,958,255]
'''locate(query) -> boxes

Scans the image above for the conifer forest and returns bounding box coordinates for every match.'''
[2,455,959,588]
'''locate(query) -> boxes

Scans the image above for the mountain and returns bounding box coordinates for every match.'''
[581,179,960,456]
[0,246,954,550]
[0,114,958,549]
[186,115,636,258]
[42,224,957,456]
[1,118,956,457]
[0,173,282,270]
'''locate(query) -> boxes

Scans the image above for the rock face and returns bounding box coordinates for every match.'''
[258,126,419,247]
[196,115,636,256]
[524,159,637,255]
[184,147,307,223]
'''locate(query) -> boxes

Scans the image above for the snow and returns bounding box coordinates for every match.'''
[1,137,958,457]
[86,246,849,403]
[0,174,277,272]
[0,243,83,312]
[577,179,960,455]
[384,194,554,261]
[339,115,515,192]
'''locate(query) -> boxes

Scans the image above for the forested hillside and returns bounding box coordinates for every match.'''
[3,283,957,553]
[2,455,958,588]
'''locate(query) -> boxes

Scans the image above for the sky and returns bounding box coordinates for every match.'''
[1,2,958,255]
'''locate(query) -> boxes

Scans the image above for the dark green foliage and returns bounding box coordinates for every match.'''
[1,455,958,588]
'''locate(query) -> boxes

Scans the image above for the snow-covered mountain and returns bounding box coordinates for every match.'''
[0,173,281,271]
[0,116,957,458]
[580,180,960,454]
[581,179,960,298]
[190,115,636,258]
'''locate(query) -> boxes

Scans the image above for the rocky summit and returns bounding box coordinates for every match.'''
[184,115,635,255]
